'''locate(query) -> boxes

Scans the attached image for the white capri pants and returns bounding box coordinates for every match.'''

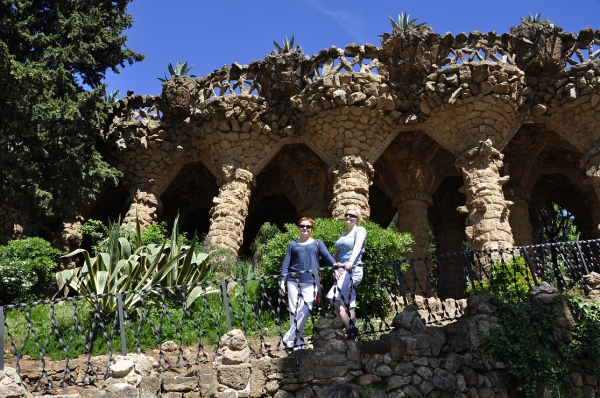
[326,266,363,309]
[282,281,316,350]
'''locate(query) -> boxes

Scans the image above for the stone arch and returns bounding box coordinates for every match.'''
[529,173,598,243]
[429,176,468,299]
[159,161,219,239]
[502,123,593,245]
[242,143,332,254]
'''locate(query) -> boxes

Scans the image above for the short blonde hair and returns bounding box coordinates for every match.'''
[345,206,362,224]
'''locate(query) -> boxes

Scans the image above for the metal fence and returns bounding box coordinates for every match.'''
[2,239,600,392]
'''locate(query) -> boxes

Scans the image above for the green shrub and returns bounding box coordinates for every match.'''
[0,237,60,305]
[255,218,414,315]
[467,255,534,301]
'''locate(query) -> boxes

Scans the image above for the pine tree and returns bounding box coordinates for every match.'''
[0,0,143,233]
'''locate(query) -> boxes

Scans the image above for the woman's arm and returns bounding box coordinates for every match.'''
[344,228,367,271]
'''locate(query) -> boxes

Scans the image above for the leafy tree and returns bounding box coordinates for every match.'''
[0,1,144,231]
[537,203,580,244]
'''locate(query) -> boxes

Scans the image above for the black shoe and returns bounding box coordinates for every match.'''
[346,326,359,340]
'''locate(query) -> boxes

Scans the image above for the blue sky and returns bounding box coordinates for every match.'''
[103,0,600,97]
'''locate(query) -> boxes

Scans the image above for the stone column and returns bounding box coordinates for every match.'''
[456,139,514,251]
[122,187,163,230]
[53,214,84,270]
[505,185,533,247]
[329,156,374,220]
[206,162,254,253]
[393,189,433,291]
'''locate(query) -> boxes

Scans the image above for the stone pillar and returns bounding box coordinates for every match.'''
[207,162,254,253]
[122,187,163,230]
[53,214,84,270]
[505,185,533,247]
[393,189,433,290]
[456,139,514,251]
[329,156,374,220]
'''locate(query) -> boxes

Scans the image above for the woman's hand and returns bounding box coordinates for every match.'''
[280,280,286,295]
[334,267,344,280]
[344,262,353,272]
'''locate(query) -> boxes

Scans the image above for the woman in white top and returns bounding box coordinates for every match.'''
[326,206,367,340]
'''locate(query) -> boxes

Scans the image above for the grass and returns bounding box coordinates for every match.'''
[2,280,318,361]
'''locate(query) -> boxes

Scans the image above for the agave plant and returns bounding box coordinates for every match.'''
[157,60,195,82]
[57,216,209,316]
[273,35,302,54]
[527,12,548,23]
[389,12,428,31]
[104,89,120,104]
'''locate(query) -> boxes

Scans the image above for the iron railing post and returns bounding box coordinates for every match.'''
[393,261,409,306]
[462,252,477,292]
[522,248,539,285]
[221,280,232,331]
[0,306,4,371]
[117,293,127,356]
[575,241,590,275]
[313,269,326,318]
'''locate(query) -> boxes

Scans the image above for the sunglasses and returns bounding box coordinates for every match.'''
[344,213,358,219]
[299,224,313,229]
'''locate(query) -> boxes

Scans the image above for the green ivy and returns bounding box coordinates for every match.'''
[565,295,600,373]
[482,298,567,398]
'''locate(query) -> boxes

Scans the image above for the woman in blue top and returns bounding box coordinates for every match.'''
[326,206,367,340]
[280,217,336,350]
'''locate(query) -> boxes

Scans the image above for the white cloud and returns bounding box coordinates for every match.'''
[305,0,366,43]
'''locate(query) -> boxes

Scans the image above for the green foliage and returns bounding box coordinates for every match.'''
[566,295,600,373]
[0,1,143,226]
[250,222,281,255]
[390,12,428,31]
[0,237,60,305]
[467,256,533,301]
[57,216,209,315]
[482,299,567,398]
[255,218,414,314]
[157,60,194,82]
[272,35,302,54]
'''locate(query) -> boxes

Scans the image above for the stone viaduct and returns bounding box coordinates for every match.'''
[78,20,600,283]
